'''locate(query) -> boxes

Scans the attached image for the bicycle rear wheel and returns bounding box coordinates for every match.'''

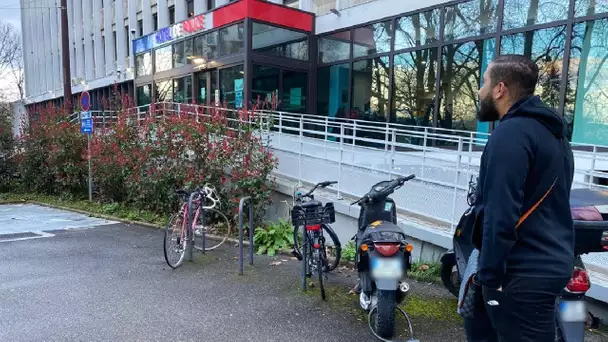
[163,213,187,269]
[192,208,231,251]
[294,224,341,272]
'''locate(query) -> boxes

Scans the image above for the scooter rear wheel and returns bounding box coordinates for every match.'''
[375,290,396,339]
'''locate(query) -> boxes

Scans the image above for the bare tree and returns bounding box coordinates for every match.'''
[0,21,23,101]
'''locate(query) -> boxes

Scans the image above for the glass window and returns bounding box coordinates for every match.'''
[317,63,350,118]
[353,21,392,58]
[252,64,280,104]
[503,0,568,30]
[219,23,245,57]
[351,56,391,122]
[135,52,152,77]
[395,9,440,51]
[155,79,173,102]
[187,0,194,17]
[185,39,194,64]
[252,22,309,60]
[567,18,608,145]
[319,31,351,64]
[196,72,208,104]
[136,84,152,106]
[575,0,608,16]
[393,48,438,127]
[173,41,186,68]
[204,31,218,60]
[282,70,308,113]
[444,0,499,41]
[500,26,567,109]
[440,39,496,132]
[155,46,173,73]
[219,65,244,109]
[173,76,192,103]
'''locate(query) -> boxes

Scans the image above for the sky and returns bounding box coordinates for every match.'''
[0,0,22,31]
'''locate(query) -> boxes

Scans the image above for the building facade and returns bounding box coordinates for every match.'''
[21,0,608,146]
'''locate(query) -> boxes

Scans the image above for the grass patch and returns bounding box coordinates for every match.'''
[0,192,167,227]
[408,261,442,284]
[300,282,460,323]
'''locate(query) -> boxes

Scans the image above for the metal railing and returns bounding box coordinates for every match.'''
[73,102,608,233]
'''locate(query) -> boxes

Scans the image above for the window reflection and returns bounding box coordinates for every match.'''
[440,39,496,132]
[136,84,152,107]
[135,52,152,77]
[444,0,499,41]
[394,9,440,51]
[317,63,350,119]
[503,0,568,30]
[155,79,173,102]
[155,46,172,73]
[219,65,244,109]
[393,48,438,127]
[219,23,245,57]
[351,56,391,121]
[319,31,351,63]
[252,22,309,60]
[567,18,608,145]
[500,26,567,109]
[173,76,192,103]
[252,64,280,103]
[173,41,186,68]
[353,21,392,58]
[575,0,608,16]
[282,70,308,113]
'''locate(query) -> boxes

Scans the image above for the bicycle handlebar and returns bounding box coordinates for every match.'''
[295,181,338,202]
[176,185,220,210]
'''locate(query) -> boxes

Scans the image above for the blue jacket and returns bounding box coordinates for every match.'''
[476,96,575,289]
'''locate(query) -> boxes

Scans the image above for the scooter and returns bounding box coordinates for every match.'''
[352,174,417,341]
[440,176,608,341]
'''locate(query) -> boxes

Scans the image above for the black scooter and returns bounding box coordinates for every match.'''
[440,176,608,341]
[352,174,417,341]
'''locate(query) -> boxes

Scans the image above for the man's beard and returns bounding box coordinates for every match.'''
[478,95,500,122]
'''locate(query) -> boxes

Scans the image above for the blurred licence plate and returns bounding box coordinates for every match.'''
[558,300,587,322]
[371,257,403,279]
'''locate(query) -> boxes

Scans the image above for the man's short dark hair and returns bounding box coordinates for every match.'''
[489,55,539,100]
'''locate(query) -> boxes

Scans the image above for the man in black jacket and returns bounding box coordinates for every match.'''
[474,55,575,341]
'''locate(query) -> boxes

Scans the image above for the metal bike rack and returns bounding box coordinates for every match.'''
[238,196,255,275]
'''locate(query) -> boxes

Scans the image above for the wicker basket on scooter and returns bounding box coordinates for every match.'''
[291,202,336,227]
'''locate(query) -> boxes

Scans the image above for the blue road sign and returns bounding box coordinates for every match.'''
[81,111,93,134]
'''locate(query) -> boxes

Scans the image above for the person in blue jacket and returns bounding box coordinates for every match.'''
[472,54,575,341]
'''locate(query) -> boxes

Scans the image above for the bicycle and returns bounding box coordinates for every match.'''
[290,182,342,273]
[290,181,340,300]
[163,185,231,269]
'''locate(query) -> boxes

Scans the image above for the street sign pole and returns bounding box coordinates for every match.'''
[88,134,92,202]
[80,109,93,202]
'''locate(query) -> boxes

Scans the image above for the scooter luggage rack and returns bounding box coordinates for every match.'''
[368,306,419,342]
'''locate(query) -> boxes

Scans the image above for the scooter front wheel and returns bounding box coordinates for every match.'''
[440,260,460,297]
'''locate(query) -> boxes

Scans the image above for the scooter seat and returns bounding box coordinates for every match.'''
[302,200,322,208]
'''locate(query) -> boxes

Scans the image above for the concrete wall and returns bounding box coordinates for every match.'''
[265,177,449,263]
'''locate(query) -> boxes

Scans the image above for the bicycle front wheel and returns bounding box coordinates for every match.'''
[193,208,231,251]
[164,213,187,269]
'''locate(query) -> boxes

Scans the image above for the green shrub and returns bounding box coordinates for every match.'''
[342,241,357,262]
[254,218,294,256]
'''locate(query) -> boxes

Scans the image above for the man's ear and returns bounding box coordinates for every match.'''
[493,82,508,100]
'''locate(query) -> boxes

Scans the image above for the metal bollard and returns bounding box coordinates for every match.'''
[186,191,198,262]
[238,196,254,275]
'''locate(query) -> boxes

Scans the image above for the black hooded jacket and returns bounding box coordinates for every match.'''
[475,95,575,289]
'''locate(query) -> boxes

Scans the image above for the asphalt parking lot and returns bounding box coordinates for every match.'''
[1,204,606,341]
